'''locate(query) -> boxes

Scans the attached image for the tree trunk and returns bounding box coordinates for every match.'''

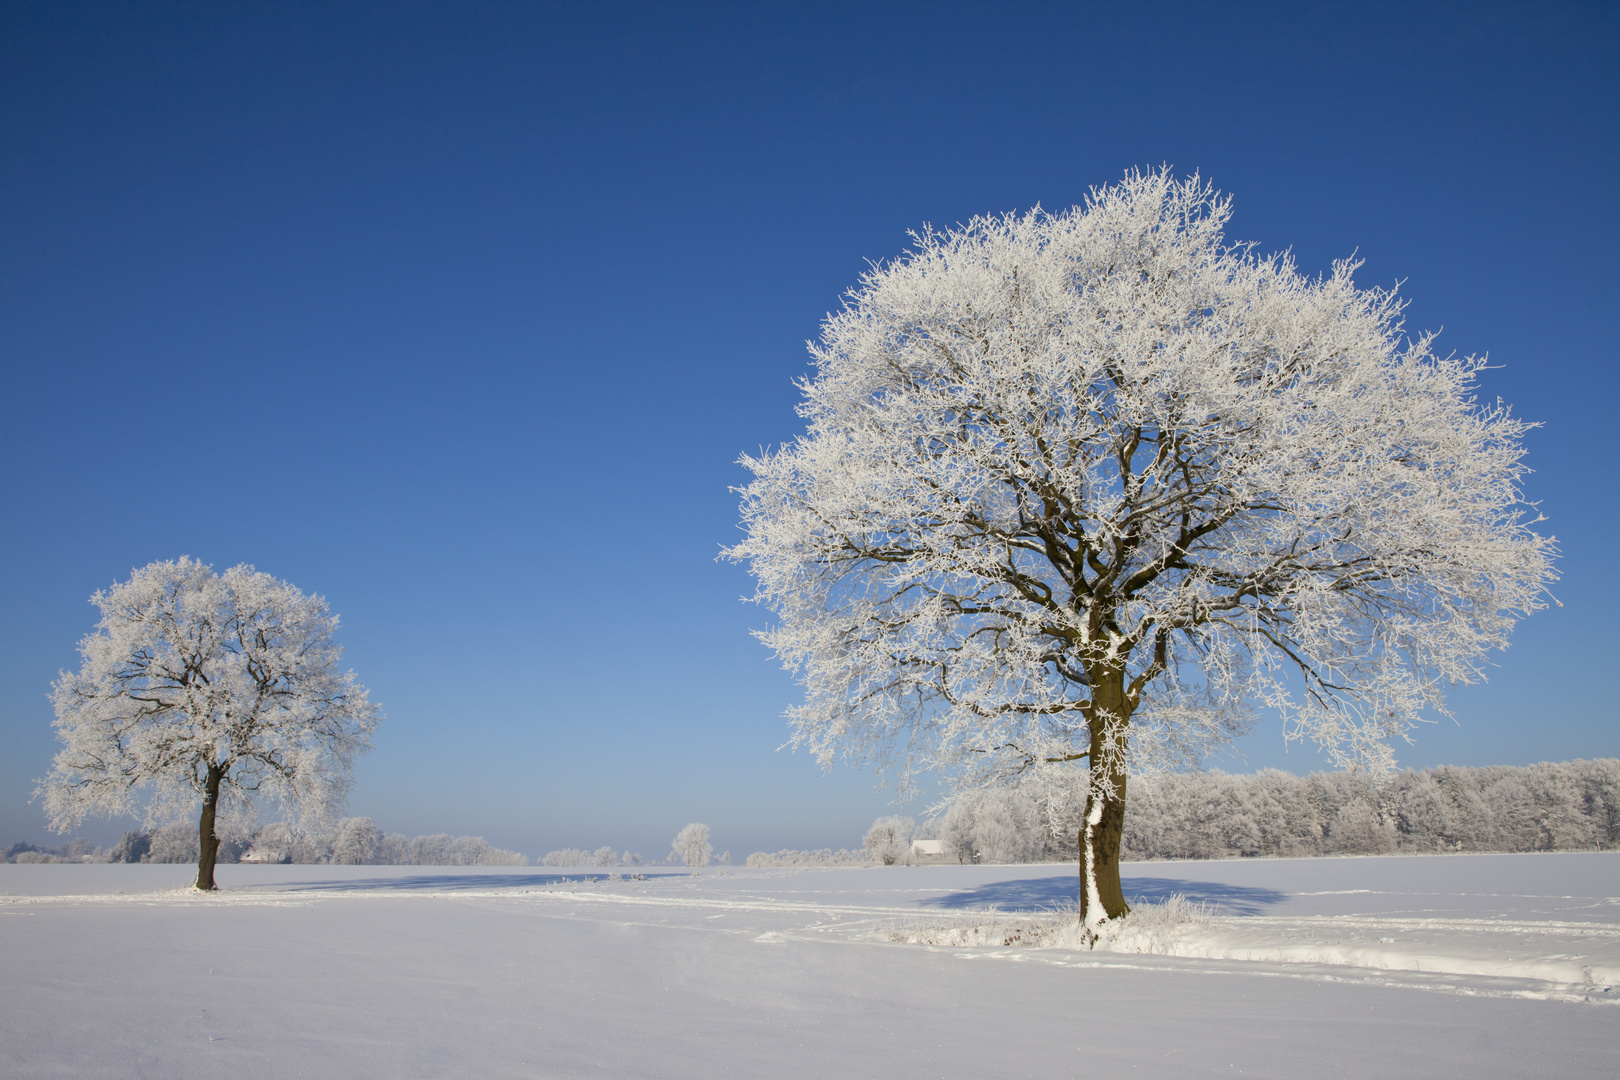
[195,764,224,891]
[1079,669,1132,927]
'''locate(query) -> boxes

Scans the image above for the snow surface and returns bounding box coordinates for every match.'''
[4,853,1616,1078]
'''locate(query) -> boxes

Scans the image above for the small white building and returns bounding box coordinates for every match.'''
[240,847,289,864]
[910,839,944,857]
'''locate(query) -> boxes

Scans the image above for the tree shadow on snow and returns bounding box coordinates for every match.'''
[242,871,690,893]
[923,874,1287,916]
[1120,876,1287,915]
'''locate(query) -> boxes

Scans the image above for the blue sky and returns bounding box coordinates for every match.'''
[2,1,1616,858]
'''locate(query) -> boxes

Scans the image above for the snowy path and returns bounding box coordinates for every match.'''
[3,854,1616,1077]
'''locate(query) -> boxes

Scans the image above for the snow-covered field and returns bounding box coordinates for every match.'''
[4,853,1616,1078]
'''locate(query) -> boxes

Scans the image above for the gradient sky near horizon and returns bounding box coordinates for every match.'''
[2,1,1616,859]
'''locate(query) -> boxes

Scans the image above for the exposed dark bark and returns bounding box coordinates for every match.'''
[1081,776,1130,921]
[1079,667,1132,924]
[195,763,224,891]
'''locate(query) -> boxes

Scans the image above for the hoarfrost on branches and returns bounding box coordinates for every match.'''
[726,168,1557,926]
[39,557,380,889]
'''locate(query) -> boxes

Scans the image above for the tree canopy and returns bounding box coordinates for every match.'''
[727,169,1556,925]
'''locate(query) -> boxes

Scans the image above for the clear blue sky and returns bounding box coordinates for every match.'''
[2,1,1615,858]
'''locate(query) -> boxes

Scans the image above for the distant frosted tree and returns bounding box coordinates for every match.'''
[250,820,329,864]
[1324,801,1397,855]
[542,848,593,867]
[406,834,525,866]
[62,838,103,861]
[971,792,1046,865]
[146,822,201,864]
[593,846,618,866]
[670,823,712,868]
[247,821,297,863]
[728,169,1557,928]
[937,800,979,864]
[934,788,1053,864]
[110,830,150,864]
[40,557,380,890]
[332,817,385,864]
[863,815,916,865]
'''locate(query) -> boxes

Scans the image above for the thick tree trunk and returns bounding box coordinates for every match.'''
[195,764,224,891]
[1079,669,1132,927]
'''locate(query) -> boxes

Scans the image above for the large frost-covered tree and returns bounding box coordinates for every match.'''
[727,169,1556,929]
[40,557,379,890]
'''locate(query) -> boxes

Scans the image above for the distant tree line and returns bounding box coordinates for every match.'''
[745,817,922,867]
[745,847,873,868]
[14,760,1616,868]
[4,817,528,866]
[540,847,644,867]
[5,837,116,863]
[539,824,729,868]
[930,759,1620,864]
[3,827,233,864]
[249,819,529,866]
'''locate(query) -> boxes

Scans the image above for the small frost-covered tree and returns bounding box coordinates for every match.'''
[727,169,1556,929]
[40,557,379,890]
[863,815,915,865]
[670,823,712,868]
